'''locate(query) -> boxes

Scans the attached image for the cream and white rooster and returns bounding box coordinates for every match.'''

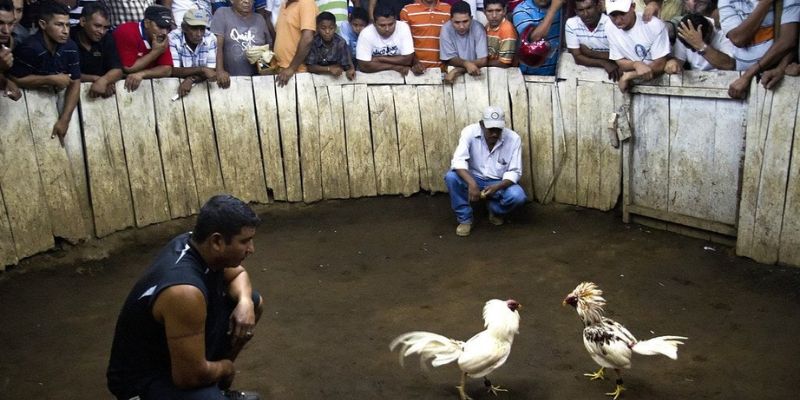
[389,299,521,400]
[563,282,687,399]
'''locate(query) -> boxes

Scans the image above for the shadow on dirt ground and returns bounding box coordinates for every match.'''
[1,195,799,399]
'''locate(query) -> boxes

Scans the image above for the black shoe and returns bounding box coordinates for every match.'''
[221,389,261,400]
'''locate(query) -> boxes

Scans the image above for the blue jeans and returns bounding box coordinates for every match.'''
[444,170,526,224]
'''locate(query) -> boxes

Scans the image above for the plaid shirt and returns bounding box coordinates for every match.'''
[101,0,155,27]
[305,33,352,68]
[168,28,217,68]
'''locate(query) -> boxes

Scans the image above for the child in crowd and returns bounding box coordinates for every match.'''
[306,11,356,79]
[339,7,369,65]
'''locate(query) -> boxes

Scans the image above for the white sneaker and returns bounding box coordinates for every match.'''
[456,223,472,236]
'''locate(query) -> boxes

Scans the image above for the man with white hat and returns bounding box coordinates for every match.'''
[604,0,670,92]
[444,105,527,237]
[169,7,218,97]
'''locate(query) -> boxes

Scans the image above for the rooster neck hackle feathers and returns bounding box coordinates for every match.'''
[570,282,606,326]
[483,299,521,339]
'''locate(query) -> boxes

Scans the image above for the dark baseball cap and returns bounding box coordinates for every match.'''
[144,5,174,28]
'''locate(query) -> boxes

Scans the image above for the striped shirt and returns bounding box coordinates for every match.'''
[168,28,218,68]
[316,0,348,24]
[486,18,517,64]
[101,0,154,28]
[400,1,451,69]
[512,0,561,75]
[719,0,800,70]
[565,13,610,52]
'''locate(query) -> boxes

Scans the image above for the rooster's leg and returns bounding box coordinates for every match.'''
[484,377,508,396]
[604,369,625,400]
[583,366,606,380]
[455,372,473,400]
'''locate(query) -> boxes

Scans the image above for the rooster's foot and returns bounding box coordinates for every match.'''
[605,383,625,400]
[584,367,606,381]
[455,384,473,400]
[483,377,507,396]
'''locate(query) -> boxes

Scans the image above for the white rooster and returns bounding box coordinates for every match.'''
[563,282,687,399]
[389,299,521,400]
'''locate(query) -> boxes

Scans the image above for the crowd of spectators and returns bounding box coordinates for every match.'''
[1,0,799,142]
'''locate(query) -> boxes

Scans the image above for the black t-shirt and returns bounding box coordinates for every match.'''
[106,233,227,400]
[70,26,123,76]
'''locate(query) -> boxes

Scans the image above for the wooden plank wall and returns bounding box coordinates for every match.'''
[2,63,799,270]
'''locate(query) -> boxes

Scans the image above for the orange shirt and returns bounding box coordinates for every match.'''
[486,18,517,65]
[400,1,450,69]
[274,0,319,71]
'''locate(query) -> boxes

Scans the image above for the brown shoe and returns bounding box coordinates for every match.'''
[488,211,504,226]
[456,223,472,236]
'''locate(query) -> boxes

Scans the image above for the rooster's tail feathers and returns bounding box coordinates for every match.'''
[631,335,688,360]
[389,331,464,369]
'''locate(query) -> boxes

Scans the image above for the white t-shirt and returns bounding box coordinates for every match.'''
[565,13,611,52]
[673,26,735,71]
[606,12,670,64]
[356,20,415,61]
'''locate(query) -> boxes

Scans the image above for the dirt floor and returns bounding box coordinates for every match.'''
[1,195,799,400]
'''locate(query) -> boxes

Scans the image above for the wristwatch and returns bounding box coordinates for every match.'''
[697,44,708,55]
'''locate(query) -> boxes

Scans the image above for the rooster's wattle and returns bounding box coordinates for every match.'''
[389,299,521,400]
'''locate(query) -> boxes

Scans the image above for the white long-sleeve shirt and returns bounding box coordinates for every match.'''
[450,123,523,183]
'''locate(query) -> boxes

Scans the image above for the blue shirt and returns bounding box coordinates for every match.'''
[10,30,81,80]
[512,0,561,76]
[339,20,359,64]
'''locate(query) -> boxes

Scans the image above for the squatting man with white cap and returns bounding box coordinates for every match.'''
[445,106,527,237]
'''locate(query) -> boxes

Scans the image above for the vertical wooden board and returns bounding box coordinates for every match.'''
[488,67,510,118]
[465,69,490,123]
[392,85,427,195]
[630,94,670,211]
[441,84,459,150]
[209,77,268,204]
[708,99,746,225]
[736,83,769,257]
[80,83,135,237]
[666,96,715,221]
[182,82,225,204]
[575,82,612,210]
[508,69,532,198]
[252,75,287,201]
[25,89,89,242]
[749,79,799,264]
[316,85,350,199]
[342,84,377,198]
[779,92,800,265]
[116,80,170,227]
[0,93,54,257]
[0,188,17,268]
[553,78,578,205]
[59,92,94,236]
[368,86,402,195]
[616,89,633,221]
[152,79,199,218]
[275,76,303,202]
[418,85,450,193]
[597,83,622,211]
[451,76,471,131]
[296,73,323,203]
[527,82,554,202]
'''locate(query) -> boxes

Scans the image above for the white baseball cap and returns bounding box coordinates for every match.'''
[482,106,505,129]
[606,0,633,14]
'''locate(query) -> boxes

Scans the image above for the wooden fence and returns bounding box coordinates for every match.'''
[0,55,798,269]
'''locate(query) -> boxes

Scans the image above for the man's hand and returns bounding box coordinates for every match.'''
[618,71,636,92]
[411,61,425,75]
[633,61,654,80]
[51,118,68,146]
[664,58,682,74]
[346,68,356,80]
[329,64,344,77]
[50,73,72,90]
[394,65,410,76]
[464,61,481,76]
[677,20,705,51]
[761,66,785,90]
[89,77,109,98]
[0,46,12,72]
[603,60,621,81]
[643,2,661,22]
[228,297,256,344]
[728,75,751,99]
[202,67,217,81]
[3,78,21,100]
[151,33,168,55]
[217,69,231,88]
[277,66,295,87]
[468,182,481,202]
[178,78,194,98]
[124,72,143,91]
[481,184,501,198]
[786,62,800,76]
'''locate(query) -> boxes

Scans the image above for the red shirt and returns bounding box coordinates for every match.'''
[112,21,172,68]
